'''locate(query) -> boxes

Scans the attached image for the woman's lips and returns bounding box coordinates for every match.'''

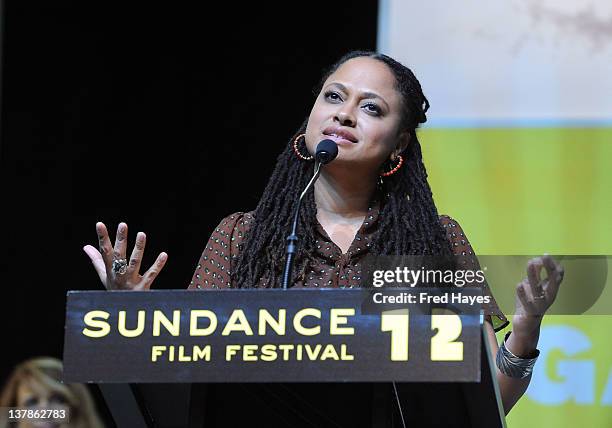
[322,126,358,144]
[323,133,358,145]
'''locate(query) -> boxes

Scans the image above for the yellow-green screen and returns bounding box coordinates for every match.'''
[421,127,612,427]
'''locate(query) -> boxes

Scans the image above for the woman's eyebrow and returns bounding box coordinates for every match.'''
[325,82,348,93]
[326,82,389,110]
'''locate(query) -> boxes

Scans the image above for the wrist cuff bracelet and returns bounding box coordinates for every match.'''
[495,331,540,379]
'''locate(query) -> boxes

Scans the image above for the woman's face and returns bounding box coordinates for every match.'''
[305,57,408,172]
[16,380,69,428]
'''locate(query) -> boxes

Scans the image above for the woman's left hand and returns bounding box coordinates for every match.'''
[512,254,564,333]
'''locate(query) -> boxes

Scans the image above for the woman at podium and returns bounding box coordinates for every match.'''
[83,51,564,415]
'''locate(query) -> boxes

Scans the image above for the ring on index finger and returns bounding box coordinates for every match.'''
[534,286,546,300]
[112,257,128,275]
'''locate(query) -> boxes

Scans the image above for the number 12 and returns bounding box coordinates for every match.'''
[380,309,463,361]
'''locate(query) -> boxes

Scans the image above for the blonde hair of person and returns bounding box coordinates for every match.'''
[0,357,104,428]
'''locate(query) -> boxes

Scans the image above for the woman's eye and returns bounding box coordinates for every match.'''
[324,91,342,102]
[363,102,381,115]
[23,397,39,407]
[49,393,67,405]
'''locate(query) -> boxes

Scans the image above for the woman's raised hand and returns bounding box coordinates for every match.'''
[83,222,168,290]
[515,255,563,316]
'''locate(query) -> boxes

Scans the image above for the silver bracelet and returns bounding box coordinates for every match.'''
[495,331,540,379]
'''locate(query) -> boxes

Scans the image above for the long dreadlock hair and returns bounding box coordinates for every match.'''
[232,51,454,288]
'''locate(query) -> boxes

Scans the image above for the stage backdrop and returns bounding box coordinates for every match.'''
[378,1,612,426]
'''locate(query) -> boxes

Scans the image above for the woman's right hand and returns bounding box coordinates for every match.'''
[83,222,168,290]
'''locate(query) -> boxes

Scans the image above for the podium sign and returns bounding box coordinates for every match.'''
[63,288,483,383]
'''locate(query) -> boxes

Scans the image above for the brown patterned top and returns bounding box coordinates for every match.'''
[188,197,510,332]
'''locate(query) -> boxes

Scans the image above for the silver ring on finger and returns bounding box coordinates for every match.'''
[534,290,546,300]
[112,257,128,275]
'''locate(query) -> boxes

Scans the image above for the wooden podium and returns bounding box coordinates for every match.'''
[63,288,506,427]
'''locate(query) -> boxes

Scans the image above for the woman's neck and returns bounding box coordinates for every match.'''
[314,166,377,218]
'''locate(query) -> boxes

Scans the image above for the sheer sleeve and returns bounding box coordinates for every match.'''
[439,215,510,333]
[188,211,253,289]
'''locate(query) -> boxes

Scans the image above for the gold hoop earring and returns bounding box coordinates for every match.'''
[292,133,314,161]
[380,155,404,177]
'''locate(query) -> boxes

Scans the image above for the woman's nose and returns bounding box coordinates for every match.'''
[334,110,356,127]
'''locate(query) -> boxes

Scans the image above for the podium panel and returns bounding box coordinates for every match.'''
[64,288,482,383]
[63,288,506,427]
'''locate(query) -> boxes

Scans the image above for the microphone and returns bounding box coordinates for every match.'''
[281,139,338,289]
[315,139,338,164]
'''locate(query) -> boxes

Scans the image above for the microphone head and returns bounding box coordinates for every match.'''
[315,139,339,165]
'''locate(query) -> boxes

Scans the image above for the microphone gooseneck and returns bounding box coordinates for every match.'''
[281,139,338,289]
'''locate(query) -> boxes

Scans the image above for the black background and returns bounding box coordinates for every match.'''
[0,0,378,420]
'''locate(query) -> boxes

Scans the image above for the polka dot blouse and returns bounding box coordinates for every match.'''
[188,197,509,333]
